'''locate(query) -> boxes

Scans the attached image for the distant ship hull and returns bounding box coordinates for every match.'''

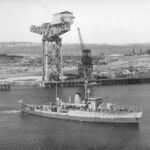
[21,107,142,124]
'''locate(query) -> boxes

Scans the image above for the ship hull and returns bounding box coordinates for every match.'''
[21,108,141,124]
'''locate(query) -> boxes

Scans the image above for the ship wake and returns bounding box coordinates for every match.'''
[0,104,20,114]
[0,110,20,114]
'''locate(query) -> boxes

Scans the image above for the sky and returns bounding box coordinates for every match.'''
[0,0,150,44]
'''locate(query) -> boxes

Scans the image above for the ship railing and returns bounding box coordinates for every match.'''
[118,104,142,112]
[97,103,142,113]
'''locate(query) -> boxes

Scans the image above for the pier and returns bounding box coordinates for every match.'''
[1,76,150,90]
[0,81,41,91]
[44,76,150,88]
[0,84,11,91]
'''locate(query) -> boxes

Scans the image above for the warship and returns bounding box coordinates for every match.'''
[18,81,142,123]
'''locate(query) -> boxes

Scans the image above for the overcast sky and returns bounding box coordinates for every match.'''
[0,0,150,44]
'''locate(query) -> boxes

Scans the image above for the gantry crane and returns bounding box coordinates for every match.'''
[30,11,75,81]
[77,28,93,79]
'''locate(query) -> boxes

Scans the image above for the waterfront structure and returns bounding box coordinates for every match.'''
[30,11,75,81]
[77,28,93,79]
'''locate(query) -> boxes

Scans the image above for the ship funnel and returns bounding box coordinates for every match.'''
[56,97,60,105]
[74,92,81,104]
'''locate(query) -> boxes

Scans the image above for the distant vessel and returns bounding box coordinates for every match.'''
[18,81,142,124]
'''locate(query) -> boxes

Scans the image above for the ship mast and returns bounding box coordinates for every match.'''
[56,82,58,100]
[84,80,88,100]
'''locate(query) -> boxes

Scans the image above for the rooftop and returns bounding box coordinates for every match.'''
[54,11,73,15]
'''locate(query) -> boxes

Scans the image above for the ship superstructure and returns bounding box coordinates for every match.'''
[18,81,142,124]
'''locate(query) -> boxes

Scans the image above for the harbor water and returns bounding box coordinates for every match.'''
[0,84,150,150]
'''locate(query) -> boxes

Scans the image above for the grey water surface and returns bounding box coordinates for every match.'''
[0,84,150,150]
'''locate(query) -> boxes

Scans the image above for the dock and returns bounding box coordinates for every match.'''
[1,76,150,91]
[44,76,150,88]
[0,84,11,91]
[0,81,41,91]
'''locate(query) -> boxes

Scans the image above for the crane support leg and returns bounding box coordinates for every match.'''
[42,37,63,81]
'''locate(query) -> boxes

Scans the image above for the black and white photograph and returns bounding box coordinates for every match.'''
[0,0,150,149]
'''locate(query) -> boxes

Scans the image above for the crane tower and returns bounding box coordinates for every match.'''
[77,28,93,79]
[30,11,75,81]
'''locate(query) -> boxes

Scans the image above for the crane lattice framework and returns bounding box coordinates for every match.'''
[77,28,93,80]
[30,11,75,81]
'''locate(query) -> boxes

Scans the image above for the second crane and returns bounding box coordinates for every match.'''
[77,28,93,80]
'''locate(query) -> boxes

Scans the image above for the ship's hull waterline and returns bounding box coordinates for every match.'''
[21,108,142,124]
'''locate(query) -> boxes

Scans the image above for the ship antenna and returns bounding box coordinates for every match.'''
[140,104,142,112]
